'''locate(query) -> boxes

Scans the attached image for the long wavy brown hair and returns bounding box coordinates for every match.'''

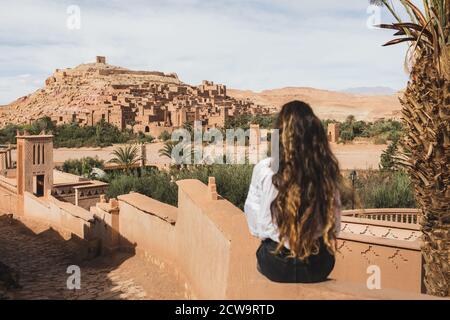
[271,100,340,260]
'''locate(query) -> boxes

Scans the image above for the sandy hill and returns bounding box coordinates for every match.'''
[228,87,402,121]
[0,59,183,127]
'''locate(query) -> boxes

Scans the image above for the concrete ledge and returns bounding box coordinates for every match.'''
[119,192,177,225]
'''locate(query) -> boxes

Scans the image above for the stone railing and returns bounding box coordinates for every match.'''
[342,208,421,225]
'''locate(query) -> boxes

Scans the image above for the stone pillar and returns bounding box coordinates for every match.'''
[75,188,79,207]
[0,152,6,176]
[109,198,120,250]
[208,177,218,201]
[7,147,12,168]
[140,143,146,167]
[9,148,12,168]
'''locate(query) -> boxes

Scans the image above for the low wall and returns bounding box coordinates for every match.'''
[55,193,104,211]
[332,233,422,293]
[89,201,120,254]
[23,192,94,239]
[5,175,432,299]
[330,209,423,293]
[0,177,17,214]
[114,180,429,300]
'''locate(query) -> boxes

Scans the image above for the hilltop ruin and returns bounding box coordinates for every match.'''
[0,57,275,136]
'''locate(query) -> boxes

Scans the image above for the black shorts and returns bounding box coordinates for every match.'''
[256,237,335,283]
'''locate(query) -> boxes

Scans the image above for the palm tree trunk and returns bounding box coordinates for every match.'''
[400,52,449,297]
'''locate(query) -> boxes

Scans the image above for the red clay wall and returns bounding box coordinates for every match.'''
[0,180,17,214]
[114,180,429,300]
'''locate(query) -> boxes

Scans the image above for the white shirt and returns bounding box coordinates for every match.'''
[244,158,341,248]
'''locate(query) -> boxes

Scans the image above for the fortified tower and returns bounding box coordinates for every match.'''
[16,131,54,214]
[327,123,340,143]
[96,56,106,64]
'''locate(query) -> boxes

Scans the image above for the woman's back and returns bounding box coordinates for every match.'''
[243,100,342,283]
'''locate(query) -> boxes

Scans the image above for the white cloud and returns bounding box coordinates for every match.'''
[0,0,409,104]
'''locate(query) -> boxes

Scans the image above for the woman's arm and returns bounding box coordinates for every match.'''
[244,158,278,240]
[244,164,263,237]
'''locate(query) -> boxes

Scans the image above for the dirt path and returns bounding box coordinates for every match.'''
[0,215,185,300]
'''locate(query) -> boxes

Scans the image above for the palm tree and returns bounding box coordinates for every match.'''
[159,140,200,167]
[159,140,176,160]
[371,0,449,297]
[108,144,140,174]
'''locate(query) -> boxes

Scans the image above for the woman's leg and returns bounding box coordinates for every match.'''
[256,239,310,283]
[304,252,335,283]
[256,238,335,283]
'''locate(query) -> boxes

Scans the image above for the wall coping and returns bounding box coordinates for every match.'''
[118,192,177,225]
[176,179,244,242]
[48,195,94,222]
[0,178,17,193]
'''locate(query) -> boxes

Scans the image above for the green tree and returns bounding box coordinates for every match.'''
[108,144,140,174]
[61,157,104,178]
[380,137,399,171]
[159,140,176,159]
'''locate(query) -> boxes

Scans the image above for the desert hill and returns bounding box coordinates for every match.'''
[227,87,403,121]
[0,57,183,127]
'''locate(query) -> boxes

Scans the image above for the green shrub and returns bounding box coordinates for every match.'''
[136,132,155,143]
[159,131,171,141]
[0,124,21,144]
[225,114,276,131]
[380,138,399,171]
[104,164,416,210]
[105,164,253,209]
[252,114,276,129]
[321,116,404,143]
[340,129,354,142]
[0,117,154,148]
[172,164,254,210]
[374,137,387,145]
[61,157,104,177]
[352,170,416,209]
[106,169,178,206]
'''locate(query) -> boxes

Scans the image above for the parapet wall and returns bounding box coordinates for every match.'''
[111,180,428,299]
[0,179,17,214]
[1,175,431,299]
[23,192,93,240]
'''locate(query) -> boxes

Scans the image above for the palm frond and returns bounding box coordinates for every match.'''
[383,36,417,46]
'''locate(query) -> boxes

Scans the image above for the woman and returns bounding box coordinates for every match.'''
[244,100,341,283]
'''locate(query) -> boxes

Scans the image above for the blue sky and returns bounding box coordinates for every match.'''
[0,0,410,104]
